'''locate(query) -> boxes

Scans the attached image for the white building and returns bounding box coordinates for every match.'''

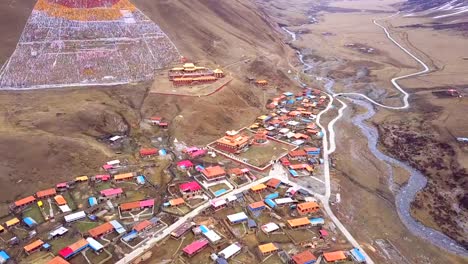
[261,222,280,233]
[218,242,242,259]
[227,212,248,224]
[64,211,86,223]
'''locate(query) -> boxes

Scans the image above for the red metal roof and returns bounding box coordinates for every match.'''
[36,188,57,198]
[88,222,113,238]
[249,201,266,209]
[202,166,226,178]
[133,220,152,232]
[140,148,158,156]
[292,250,317,264]
[179,181,201,192]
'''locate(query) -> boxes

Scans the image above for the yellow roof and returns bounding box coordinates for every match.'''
[259,243,278,253]
[171,67,184,71]
[6,217,20,227]
[257,115,268,120]
[75,175,88,181]
[213,69,223,73]
[114,173,134,180]
[251,183,267,191]
[287,217,311,227]
[0,225,4,231]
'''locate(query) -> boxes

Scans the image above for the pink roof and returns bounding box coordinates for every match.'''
[189,149,207,158]
[179,181,201,192]
[95,174,110,180]
[177,160,194,168]
[102,164,113,170]
[100,188,123,197]
[139,199,155,207]
[320,229,329,237]
[183,239,208,255]
[56,183,68,188]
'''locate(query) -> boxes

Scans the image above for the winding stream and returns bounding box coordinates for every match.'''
[282,26,468,256]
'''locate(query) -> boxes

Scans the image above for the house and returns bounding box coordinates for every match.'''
[228,168,249,177]
[227,212,248,224]
[24,239,44,255]
[177,160,194,170]
[171,222,193,239]
[23,217,37,228]
[275,197,295,206]
[110,220,126,234]
[88,222,114,238]
[47,256,70,264]
[287,217,311,229]
[288,150,307,160]
[258,243,279,256]
[0,251,10,264]
[297,201,320,215]
[183,239,209,257]
[88,197,98,207]
[280,157,291,166]
[201,166,226,181]
[265,199,276,209]
[349,248,366,263]
[179,181,202,198]
[323,251,347,263]
[203,229,222,244]
[139,148,158,157]
[136,175,146,185]
[189,149,207,159]
[250,183,267,193]
[266,178,281,189]
[14,196,36,208]
[289,164,313,176]
[215,130,251,153]
[86,237,104,252]
[5,218,20,228]
[58,239,89,260]
[114,172,135,182]
[218,242,242,260]
[0,225,4,233]
[50,227,69,238]
[248,201,266,212]
[210,198,227,211]
[304,147,321,156]
[75,176,88,182]
[169,198,185,207]
[149,116,163,125]
[64,211,86,223]
[95,174,111,182]
[54,195,67,206]
[120,199,155,212]
[292,250,317,264]
[36,188,57,199]
[310,218,325,226]
[261,222,279,234]
[133,218,158,233]
[100,188,123,199]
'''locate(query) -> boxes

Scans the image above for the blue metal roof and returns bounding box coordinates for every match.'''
[42,243,51,249]
[136,175,146,184]
[122,231,138,242]
[0,251,10,261]
[200,225,209,233]
[350,248,366,262]
[110,220,126,234]
[265,199,276,208]
[309,218,325,225]
[265,192,279,199]
[23,217,37,227]
[88,197,97,206]
[247,219,257,228]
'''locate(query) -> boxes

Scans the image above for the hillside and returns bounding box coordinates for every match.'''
[0,0,294,212]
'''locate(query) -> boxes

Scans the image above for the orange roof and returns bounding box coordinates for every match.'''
[258,243,278,254]
[47,256,70,264]
[193,76,216,81]
[249,201,266,209]
[54,195,67,206]
[114,172,134,180]
[133,220,152,232]
[14,196,36,207]
[36,188,57,198]
[298,201,319,211]
[228,168,244,175]
[250,183,267,192]
[323,251,347,262]
[287,217,310,227]
[170,198,185,206]
[68,239,89,252]
[120,201,141,211]
[292,250,317,264]
[216,133,251,148]
[202,166,226,178]
[24,239,44,252]
[88,222,113,238]
[289,150,307,157]
[266,178,281,188]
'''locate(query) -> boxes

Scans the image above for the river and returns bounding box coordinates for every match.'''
[281,26,468,257]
